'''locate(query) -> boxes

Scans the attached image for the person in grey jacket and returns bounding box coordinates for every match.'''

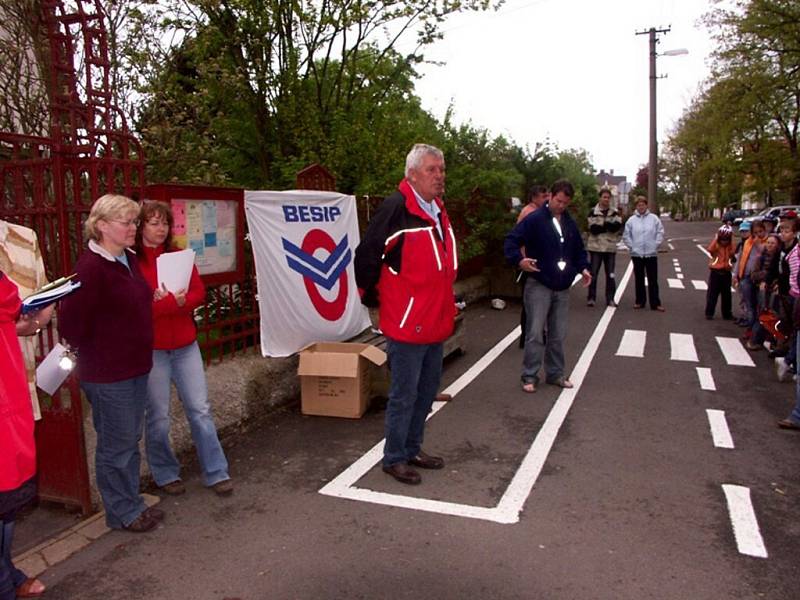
[623,196,665,311]
[586,188,623,307]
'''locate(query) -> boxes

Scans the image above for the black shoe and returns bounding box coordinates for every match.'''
[160,480,186,496]
[211,479,234,496]
[408,450,444,470]
[143,506,165,522]
[124,512,159,533]
[607,301,618,308]
[382,463,421,484]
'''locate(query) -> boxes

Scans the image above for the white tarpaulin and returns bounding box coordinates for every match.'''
[244,190,371,357]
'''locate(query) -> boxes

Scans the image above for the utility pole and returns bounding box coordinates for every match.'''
[636,26,671,215]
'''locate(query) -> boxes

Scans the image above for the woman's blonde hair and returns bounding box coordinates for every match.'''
[84,194,140,241]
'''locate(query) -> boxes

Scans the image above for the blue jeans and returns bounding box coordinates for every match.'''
[82,376,148,529]
[383,339,443,467]
[522,278,569,384]
[0,520,25,600]
[790,334,800,424]
[146,342,229,487]
[738,276,757,328]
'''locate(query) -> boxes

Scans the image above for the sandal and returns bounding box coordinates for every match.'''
[16,577,46,598]
[547,376,574,389]
[521,382,536,393]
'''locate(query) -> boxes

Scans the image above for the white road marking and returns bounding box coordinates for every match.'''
[696,244,711,258]
[716,336,755,367]
[692,280,708,291]
[706,409,734,448]
[670,333,698,362]
[616,329,646,357]
[677,273,684,280]
[696,367,716,390]
[319,263,636,524]
[667,278,685,289]
[668,243,675,250]
[722,484,768,558]
[675,266,682,273]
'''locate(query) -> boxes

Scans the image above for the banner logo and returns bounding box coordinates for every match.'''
[283,229,351,321]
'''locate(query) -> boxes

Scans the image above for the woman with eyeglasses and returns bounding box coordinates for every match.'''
[59,194,165,533]
[134,201,232,498]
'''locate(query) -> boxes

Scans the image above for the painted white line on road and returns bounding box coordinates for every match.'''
[673,258,680,263]
[667,278,685,289]
[716,336,755,367]
[722,484,768,558]
[670,333,698,362]
[696,244,711,258]
[706,409,734,448]
[696,367,716,390]
[677,273,684,280]
[668,243,675,250]
[675,266,682,273]
[692,280,708,291]
[616,329,646,358]
[319,262,636,524]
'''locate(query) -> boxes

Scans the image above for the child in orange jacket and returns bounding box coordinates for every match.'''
[706,225,736,319]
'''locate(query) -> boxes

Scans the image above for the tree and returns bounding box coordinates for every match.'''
[120,0,502,190]
[0,0,49,136]
[699,0,800,203]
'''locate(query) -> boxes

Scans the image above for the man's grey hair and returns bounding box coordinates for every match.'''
[405,143,444,177]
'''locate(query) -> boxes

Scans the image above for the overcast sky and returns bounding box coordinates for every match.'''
[411,0,717,184]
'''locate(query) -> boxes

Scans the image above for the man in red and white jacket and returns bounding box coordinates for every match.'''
[355,144,458,485]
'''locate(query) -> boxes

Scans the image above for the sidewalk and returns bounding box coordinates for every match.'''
[13,494,161,578]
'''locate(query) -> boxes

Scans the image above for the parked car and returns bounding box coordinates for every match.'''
[740,205,800,226]
[722,208,747,224]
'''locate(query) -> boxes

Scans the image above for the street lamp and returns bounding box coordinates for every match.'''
[636,26,688,215]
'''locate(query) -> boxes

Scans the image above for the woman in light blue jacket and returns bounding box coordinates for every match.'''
[623,196,665,311]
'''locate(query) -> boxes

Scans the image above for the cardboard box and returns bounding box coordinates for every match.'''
[298,342,387,418]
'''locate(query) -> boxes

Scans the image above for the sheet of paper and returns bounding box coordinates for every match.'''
[36,342,72,395]
[156,248,196,293]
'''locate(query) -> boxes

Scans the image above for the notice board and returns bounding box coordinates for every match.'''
[145,184,245,286]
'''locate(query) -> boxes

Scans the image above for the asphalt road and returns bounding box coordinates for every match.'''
[38,220,800,600]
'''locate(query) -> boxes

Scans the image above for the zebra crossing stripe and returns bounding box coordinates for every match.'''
[722,484,768,558]
[670,333,698,362]
[667,278,685,289]
[692,280,708,290]
[696,367,716,390]
[716,337,755,367]
[616,329,646,357]
[706,409,734,448]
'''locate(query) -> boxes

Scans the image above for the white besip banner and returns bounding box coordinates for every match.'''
[244,190,371,357]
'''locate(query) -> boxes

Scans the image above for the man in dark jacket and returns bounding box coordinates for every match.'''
[354,144,458,485]
[504,180,591,393]
[585,188,623,307]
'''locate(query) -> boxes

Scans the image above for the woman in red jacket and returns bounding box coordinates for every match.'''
[136,202,232,497]
[0,271,45,599]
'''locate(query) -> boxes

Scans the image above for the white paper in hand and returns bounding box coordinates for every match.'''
[156,249,196,293]
[36,342,72,395]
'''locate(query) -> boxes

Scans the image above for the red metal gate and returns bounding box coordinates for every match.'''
[0,0,144,514]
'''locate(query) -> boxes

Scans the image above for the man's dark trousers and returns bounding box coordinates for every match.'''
[588,251,616,304]
[383,339,443,467]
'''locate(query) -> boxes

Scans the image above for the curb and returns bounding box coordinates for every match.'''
[13,493,161,577]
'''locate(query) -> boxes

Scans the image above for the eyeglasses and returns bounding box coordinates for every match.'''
[109,218,140,228]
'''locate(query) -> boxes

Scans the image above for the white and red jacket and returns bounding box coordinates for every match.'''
[355,179,458,344]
